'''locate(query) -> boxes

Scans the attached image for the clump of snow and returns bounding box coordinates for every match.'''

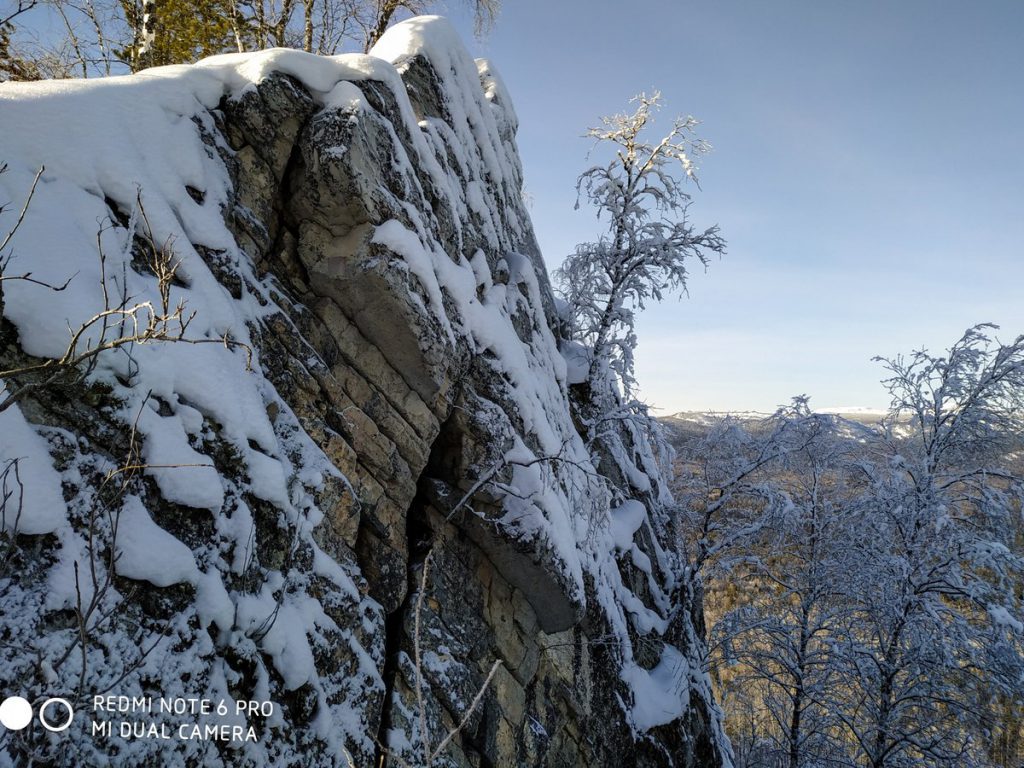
[113,495,200,587]
[245,447,291,509]
[990,605,1024,633]
[0,385,67,534]
[233,591,317,691]
[561,340,590,386]
[621,646,691,731]
[137,407,225,511]
[195,567,235,633]
[609,499,646,551]
[475,59,518,136]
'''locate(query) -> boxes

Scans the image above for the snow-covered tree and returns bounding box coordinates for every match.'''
[677,399,821,579]
[709,411,863,768]
[688,327,1024,768]
[554,91,724,397]
[825,325,1024,768]
[680,402,857,766]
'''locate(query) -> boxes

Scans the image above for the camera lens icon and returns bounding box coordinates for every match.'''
[0,697,74,733]
[39,699,74,732]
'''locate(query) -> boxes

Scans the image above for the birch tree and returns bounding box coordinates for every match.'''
[554,91,724,398]
[692,327,1024,768]
[827,325,1024,768]
[709,416,861,767]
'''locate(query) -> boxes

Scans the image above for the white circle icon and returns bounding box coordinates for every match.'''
[0,696,33,731]
[39,698,74,732]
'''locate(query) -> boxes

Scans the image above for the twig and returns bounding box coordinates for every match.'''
[0,192,253,413]
[0,166,44,256]
[429,659,503,763]
[414,551,431,767]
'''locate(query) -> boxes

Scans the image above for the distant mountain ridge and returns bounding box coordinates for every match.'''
[663,406,890,426]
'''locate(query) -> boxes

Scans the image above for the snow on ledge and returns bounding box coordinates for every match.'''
[114,495,200,587]
[621,645,691,732]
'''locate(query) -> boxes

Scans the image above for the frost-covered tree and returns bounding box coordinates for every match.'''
[688,327,1024,768]
[554,91,724,397]
[826,325,1024,768]
[681,401,857,766]
[707,410,863,768]
[677,399,821,579]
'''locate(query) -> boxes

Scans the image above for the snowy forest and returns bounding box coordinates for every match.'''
[2,2,1023,768]
[558,88,1024,767]
[668,333,1024,767]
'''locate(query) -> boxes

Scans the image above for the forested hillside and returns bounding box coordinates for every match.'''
[665,332,1024,767]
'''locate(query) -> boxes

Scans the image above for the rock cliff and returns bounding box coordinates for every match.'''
[0,17,729,767]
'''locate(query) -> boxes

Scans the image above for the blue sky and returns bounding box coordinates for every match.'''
[13,1,1020,413]
[449,0,1024,413]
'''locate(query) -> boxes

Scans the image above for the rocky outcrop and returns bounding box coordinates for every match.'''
[0,16,729,768]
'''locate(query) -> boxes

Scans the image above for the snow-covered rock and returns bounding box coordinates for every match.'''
[0,16,729,767]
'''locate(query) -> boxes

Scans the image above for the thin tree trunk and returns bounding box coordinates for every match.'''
[254,1,266,48]
[229,0,246,52]
[82,0,111,75]
[302,0,313,51]
[138,0,156,67]
[363,0,402,51]
[788,614,810,768]
[272,0,296,47]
